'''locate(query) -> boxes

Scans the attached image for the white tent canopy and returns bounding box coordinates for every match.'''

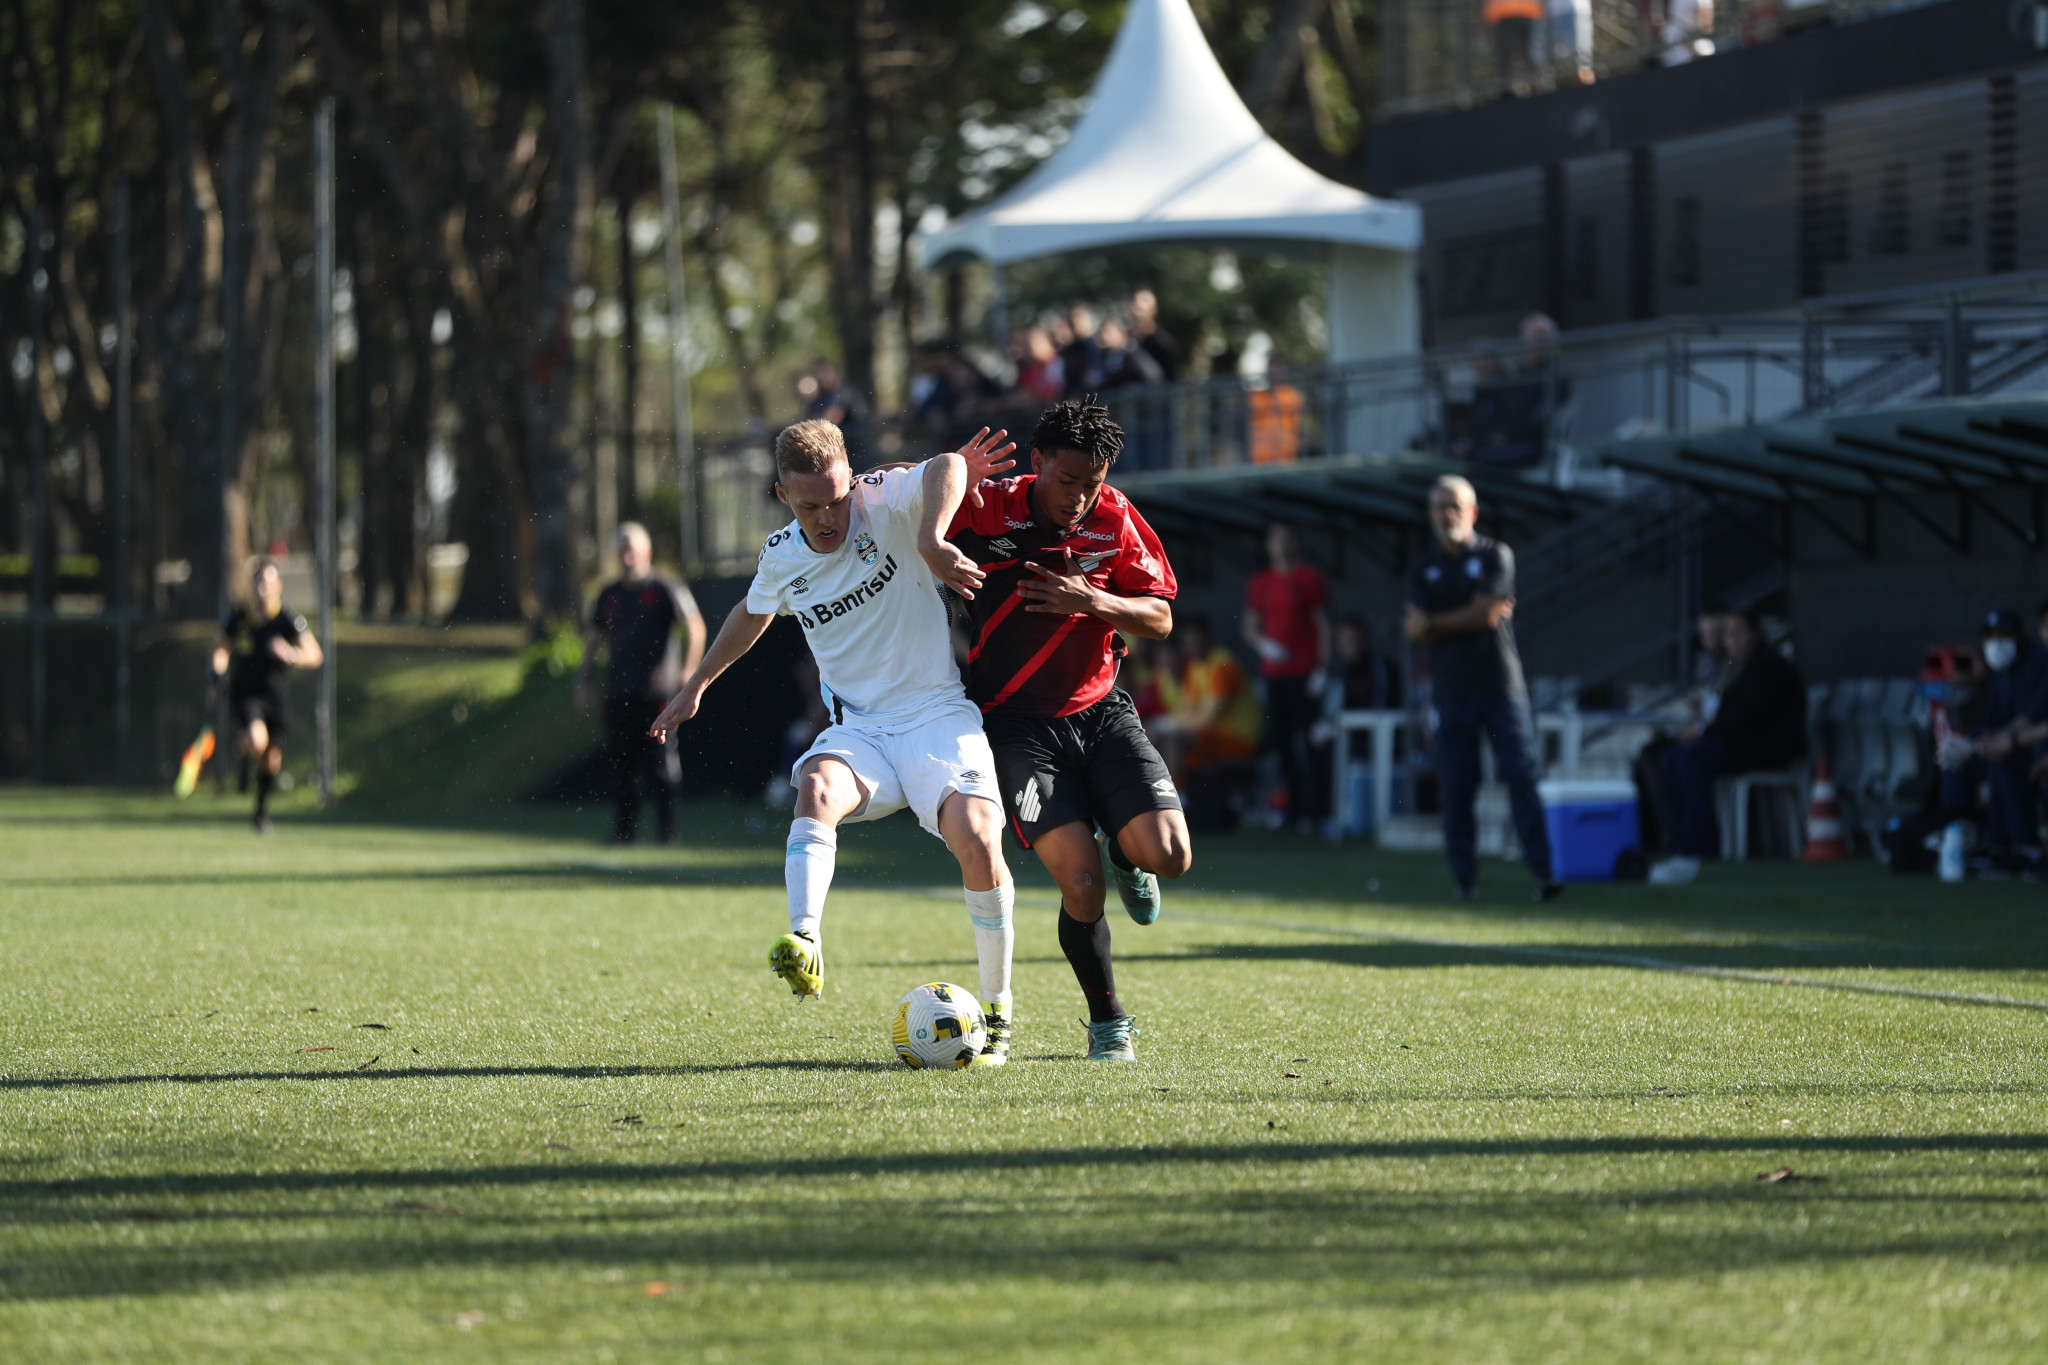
[915,0,1421,361]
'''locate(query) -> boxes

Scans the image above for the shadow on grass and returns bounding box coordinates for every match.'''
[1117,939,2048,974]
[0,861,784,892]
[9,1132,2048,1204]
[0,1060,893,1091]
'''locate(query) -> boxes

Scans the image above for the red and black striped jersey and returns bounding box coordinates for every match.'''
[947,476,1177,717]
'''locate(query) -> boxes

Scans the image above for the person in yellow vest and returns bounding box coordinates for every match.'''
[1168,616,1263,777]
[1484,0,1543,82]
[1247,371,1305,465]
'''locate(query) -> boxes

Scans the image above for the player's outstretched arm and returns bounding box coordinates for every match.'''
[650,602,774,741]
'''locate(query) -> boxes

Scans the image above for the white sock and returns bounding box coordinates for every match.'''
[964,881,1014,1009]
[786,817,837,938]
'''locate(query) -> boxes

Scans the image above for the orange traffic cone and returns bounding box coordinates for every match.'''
[1800,755,1850,862]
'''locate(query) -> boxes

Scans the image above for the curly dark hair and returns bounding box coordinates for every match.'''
[1029,395,1124,469]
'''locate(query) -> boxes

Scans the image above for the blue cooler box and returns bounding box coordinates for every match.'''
[1538,779,1641,882]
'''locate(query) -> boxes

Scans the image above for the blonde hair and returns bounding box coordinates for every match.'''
[774,419,849,478]
[616,521,651,550]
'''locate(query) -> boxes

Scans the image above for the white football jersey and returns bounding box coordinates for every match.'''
[746,463,964,727]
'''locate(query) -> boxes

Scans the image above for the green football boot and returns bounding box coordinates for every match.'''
[1084,1015,1139,1062]
[1098,829,1162,926]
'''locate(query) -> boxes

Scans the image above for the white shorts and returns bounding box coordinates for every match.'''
[793,697,1000,839]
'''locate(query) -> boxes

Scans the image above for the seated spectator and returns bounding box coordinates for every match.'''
[1154,616,1262,780]
[907,344,958,438]
[1651,609,1807,881]
[1949,606,2045,869]
[1635,608,1732,856]
[1123,634,1176,726]
[1308,614,1405,829]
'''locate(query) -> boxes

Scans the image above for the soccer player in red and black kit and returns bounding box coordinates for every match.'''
[944,397,1192,1061]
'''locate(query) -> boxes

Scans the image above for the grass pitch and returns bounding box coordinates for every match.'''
[4,790,2048,1362]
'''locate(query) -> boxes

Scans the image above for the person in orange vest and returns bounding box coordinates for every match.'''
[1484,0,1543,81]
[1247,370,1305,465]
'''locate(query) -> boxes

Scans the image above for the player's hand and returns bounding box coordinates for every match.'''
[649,685,702,744]
[1018,548,1097,616]
[270,637,296,663]
[919,537,987,599]
[1402,604,1431,642]
[952,427,1017,507]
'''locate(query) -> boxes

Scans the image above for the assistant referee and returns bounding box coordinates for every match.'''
[1403,475,1559,902]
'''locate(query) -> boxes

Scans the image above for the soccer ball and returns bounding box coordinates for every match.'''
[891,982,987,1070]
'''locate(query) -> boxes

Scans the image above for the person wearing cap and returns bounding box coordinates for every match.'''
[1954,607,2044,868]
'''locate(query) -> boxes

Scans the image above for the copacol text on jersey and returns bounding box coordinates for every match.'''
[795,555,899,630]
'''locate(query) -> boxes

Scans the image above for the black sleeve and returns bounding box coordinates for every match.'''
[283,613,307,642]
[590,586,615,632]
[1404,556,1426,608]
[1483,543,1516,600]
[221,607,246,636]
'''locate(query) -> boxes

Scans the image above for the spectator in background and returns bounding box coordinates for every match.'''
[1309,614,1405,830]
[1061,302,1105,396]
[1158,616,1262,781]
[907,344,958,439]
[1245,523,1329,832]
[1096,317,1164,390]
[1954,607,2043,870]
[802,360,865,429]
[1634,607,1732,857]
[1404,474,1558,900]
[1469,314,1569,468]
[1014,326,1065,405]
[1129,288,1181,381]
[1483,0,1542,82]
[1248,364,1306,465]
[577,522,707,844]
[1651,608,1807,882]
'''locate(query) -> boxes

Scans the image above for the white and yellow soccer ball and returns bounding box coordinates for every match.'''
[891,982,987,1070]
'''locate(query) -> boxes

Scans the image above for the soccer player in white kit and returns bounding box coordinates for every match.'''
[650,419,1022,1065]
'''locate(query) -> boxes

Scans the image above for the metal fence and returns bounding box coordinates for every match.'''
[935,270,2048,483]
[1379,0,1938,118]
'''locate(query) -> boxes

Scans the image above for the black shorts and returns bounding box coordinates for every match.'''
[983,689,1180,848]
[231,690,288,742]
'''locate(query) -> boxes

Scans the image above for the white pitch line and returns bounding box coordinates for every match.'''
[1169,909,2048,1015]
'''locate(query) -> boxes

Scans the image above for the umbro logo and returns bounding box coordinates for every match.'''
[1152,777,1177,794]
[1015,782,1043,824]
[989,537,1016,553]
[791,576,810,596]
[958,770,982,783]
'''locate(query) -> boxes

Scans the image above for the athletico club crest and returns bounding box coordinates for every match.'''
[854,531,879,565]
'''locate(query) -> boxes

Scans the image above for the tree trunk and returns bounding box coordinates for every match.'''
[824,0,876,404]
[522,0,594,624]
[616,195,638,523]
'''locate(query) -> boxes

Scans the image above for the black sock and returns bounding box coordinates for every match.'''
[256,770,274,819]
[1100,827,1138,873]
[1058,906,1124,1022]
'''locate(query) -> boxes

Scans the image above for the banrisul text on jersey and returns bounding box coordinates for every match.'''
[795,555,899,630]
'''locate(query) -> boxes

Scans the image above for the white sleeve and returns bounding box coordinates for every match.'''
[860,462,926,525]
[745,546,787,616]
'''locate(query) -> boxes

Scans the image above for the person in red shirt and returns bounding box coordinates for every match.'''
[943,397,1192,1061]
[1243,522,1330,831]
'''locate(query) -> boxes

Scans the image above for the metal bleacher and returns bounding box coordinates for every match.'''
[1809,675,1933,848]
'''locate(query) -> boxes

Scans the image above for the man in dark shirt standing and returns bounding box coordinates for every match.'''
[212,558,324,835]
[1404,475,1559,901]
[577,522,706,843]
